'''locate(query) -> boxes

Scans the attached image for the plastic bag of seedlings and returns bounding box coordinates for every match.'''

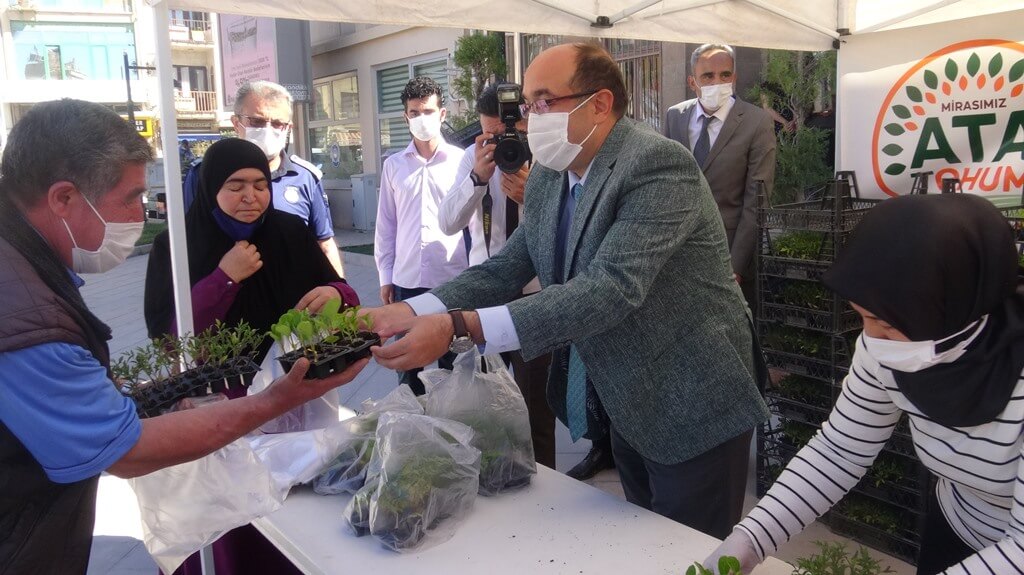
[354,412,480,552]
[425,349,537,495]
[314,385,422,495]
[248,349,340,433]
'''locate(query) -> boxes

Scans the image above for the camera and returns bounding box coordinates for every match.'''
[489,84,532,174]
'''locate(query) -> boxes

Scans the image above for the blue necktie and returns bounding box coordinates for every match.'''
[563,182,588,441]
[693,114,712,166]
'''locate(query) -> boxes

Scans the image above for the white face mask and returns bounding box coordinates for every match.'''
[62,195,144,274]
[408,113,443,142]
[527,94,598,172]
[244,126,289,159]
[698,82,734,113]
[862,316,987,373]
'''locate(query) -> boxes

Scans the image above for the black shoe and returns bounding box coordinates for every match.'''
[566,445,615,480]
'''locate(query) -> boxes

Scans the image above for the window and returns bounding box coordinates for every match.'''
[375,57,450,160]
[11,21,135,81]
[309,72,362,182]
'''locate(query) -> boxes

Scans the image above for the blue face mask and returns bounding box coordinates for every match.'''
[212,207,263,241]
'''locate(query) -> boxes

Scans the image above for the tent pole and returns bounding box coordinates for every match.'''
[526,0,595,24]
[856,0,962,34]
[744,0,840,39]
[151,1,195,343]
[607,0,664,24]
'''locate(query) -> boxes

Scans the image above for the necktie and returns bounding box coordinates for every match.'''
[563,182,588,441]
[693,114,712,166]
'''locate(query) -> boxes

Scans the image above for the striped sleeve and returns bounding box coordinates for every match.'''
[737,345,901,559]
[939,447,1024,574]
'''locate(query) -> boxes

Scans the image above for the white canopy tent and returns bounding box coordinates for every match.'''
[139,2,1021,571]
[147,0,1024,339]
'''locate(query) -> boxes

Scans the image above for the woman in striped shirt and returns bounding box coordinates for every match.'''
[706,194,1024,575]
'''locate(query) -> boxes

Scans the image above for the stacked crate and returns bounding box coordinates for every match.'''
[754,178,928,565]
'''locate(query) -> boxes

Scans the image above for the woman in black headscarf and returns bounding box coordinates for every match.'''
[705,194,1024,575]
[144,139,359,575]
[145,138,358,371]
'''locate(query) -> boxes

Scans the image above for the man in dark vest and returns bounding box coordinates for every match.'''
[0,99,367,574]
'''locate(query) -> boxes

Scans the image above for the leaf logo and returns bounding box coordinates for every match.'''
[872,40,1024,197]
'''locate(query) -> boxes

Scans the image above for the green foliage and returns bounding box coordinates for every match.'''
[782,420,818,448]
[774,127,834,204]
[452,32,507,111]
[113,321,262,390]
[778,281,830,311]
[837,495,904,535]
[773,231,826,260]
[375,454,461,514]
[793,541,895,575]
[775,374,831,408]
[269,305,369,357]
[685,556,742,575]
[865,455,905,488]
[763,325,830,359]
[749,50,837,204]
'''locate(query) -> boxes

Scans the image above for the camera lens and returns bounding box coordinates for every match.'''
[493,136,530,174]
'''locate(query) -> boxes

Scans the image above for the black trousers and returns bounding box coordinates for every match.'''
[610,427,753,539]
[916,488,974,575]
[507,350,556,468]
[392,285,454,396]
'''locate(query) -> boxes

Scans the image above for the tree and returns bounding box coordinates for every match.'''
[750,50,837,203]
[450,32,507,129]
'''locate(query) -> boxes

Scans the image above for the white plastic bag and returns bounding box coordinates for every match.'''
[343,412,481,553]
[130,422,354,573]
[425,349,537,495]
[313,385,423,495]
[249,348,340,433]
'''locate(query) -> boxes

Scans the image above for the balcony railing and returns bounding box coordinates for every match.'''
[175,90,218,114]
[169,17,213,44]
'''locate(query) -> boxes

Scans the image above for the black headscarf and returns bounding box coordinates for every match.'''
[824,194,1024,427]
[144,138,340,361]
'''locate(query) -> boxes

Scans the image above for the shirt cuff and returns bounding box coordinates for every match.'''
[478,305,521,354]
[405,293,447,316]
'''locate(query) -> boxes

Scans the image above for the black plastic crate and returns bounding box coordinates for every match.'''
[763,349,848,384]
[760,324,856,367]
[759,256,831,281]
[759,301,863,334]
[759,197,882,234]
[824,510,920,566]
[766,393,833,428]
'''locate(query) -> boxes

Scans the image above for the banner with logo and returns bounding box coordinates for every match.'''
[837,11,1024,200]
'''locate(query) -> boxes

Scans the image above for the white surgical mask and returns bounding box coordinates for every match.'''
[408,114,443,142]
[699,82,734,113]
[244,126,288,159]
[62,195,144,274]
[862,315,987,373]
[527,94,597,172]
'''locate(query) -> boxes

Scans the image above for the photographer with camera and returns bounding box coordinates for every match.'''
[438,83,556,468]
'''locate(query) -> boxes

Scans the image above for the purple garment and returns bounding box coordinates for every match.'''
[163,524,303,575]
[169,267,241,336]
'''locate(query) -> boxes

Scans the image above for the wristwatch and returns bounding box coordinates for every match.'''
[448,309,475,354]
[470,171,488,187]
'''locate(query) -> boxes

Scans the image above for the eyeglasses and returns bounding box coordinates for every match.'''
[237,114,291,130]
[519,91,597,117]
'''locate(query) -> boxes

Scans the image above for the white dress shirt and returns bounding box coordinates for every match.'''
[687,96,735,152]
[438,142,511,266]
[374,139,467,289]
[406,161,594,354]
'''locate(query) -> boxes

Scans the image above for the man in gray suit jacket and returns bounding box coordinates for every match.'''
[366,42,769,539]
[664,44,776,312]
